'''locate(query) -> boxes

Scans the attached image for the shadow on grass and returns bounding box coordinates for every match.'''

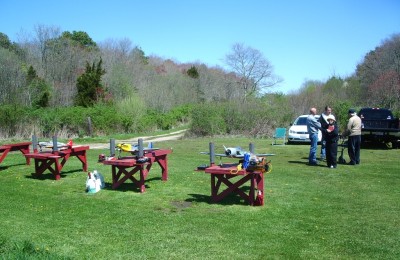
[287,160,328,167]
[186,187,254,206]
[24,169,84,180]
[0,162,26,171]
[102,176,162,192]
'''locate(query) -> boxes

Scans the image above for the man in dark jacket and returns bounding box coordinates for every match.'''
[319,106,333,160]
[321,114,339,168]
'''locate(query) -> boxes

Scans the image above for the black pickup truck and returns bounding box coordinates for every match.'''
[358,108,400,148]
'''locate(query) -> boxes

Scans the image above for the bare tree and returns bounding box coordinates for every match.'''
[0,48,26,105]
[357,33,400,110]
[224,43,282,99]
[32,24,61,77]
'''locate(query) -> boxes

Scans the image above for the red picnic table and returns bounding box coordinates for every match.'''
[0,142,32,165]
[24,146,89,180]
[204,163,265,206]
[102,149,172,193]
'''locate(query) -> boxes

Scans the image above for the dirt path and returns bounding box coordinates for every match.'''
[88,129,187,150]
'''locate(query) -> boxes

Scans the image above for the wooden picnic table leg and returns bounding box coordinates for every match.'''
[111,165,119,188]
[219,174,251,203]
[112,166,141,190]
[210,174,252,204]
[73,151,88,171]
[59,154,69,171]
[36,158,61,180]
[137,163,153,193]
[139,167,146,193]
[112,166,126,189]
[34,159,42,176]
[255,173,264,206]
[33,158,57,178]
[19,145,31,165]
[0,147,10,164]
[155,155,168,181]
[34,159,48,176]
[250,174,255,205]
[53,158,62,180]
[211,174,217,201]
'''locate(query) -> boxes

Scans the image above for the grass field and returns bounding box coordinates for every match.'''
[0,137,399,259]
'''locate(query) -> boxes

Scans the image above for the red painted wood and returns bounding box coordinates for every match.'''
[0,142,32,165]
[24,146,89,180]
[205,164,265,206]
[103,149,172,193]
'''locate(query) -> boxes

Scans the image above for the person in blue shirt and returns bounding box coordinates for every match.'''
[307,107,321,165]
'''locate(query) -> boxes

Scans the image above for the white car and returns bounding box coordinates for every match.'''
[288,115,322,144]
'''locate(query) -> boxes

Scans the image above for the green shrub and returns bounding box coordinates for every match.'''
[189,103,227,136]
[188,99,293,137]
[0,105,29,137]
[115,95,146,132]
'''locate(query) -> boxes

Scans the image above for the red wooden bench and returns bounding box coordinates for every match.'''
[24,146,89,180]
[0,142,32,165]
[204,164,265,206]
[103,149,172,192]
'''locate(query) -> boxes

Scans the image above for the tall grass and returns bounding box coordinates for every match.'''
[0,137,399,259]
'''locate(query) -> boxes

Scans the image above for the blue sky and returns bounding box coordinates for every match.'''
[1,0,399,93]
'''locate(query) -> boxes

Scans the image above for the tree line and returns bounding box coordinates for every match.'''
[0,25,399,139]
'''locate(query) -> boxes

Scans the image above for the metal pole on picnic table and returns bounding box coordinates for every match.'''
[138,138,144,158]
[110,139,115,156]
[52,136,58,152]
[32,135,38,153]
[209,142,215,166]
[249,143,254,154]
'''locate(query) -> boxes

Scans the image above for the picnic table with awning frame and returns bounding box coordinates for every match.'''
[24,136,89,180]
[0,142,32,165]
[102,138,172,193]
[200,142,271,206]
[205,164,265,206]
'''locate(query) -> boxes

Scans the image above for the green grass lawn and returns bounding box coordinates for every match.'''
[0,137,399,259]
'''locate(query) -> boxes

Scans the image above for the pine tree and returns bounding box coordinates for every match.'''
[75,58,106,107]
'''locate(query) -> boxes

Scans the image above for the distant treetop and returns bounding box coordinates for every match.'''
[61,30,97,48]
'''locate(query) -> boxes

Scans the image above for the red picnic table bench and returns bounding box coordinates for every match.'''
[24,146,89,180]
[102,149,172,193]
[0,142,32,165]
[204,163,265,206]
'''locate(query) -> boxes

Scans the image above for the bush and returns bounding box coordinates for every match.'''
[188,99,293,138]
[189,103,227,136]
[0,105,30,138]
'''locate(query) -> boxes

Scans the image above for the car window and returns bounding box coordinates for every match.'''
[295,117,307,125]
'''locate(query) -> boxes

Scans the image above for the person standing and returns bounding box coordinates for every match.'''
[322,115,339,168]
[307,107,321,166]
[343,108,362,165]
[319,106,333,160]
